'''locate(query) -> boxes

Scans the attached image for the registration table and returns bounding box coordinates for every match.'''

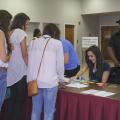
[55,83,120,120]
[0,83,120,120]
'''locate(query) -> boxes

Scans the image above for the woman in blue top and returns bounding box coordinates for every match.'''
[76,45,110,87]
[60,38,80,78]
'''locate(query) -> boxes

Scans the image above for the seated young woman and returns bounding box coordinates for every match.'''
[76,45,110,87]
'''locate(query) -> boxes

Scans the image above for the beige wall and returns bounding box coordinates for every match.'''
[99,14,120,26]
[0,0,82,40]
[80,0,120,15]
[0,0,100,62]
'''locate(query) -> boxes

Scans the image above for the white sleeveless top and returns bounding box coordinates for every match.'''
[7,28,27,86]
[0,30,8,68]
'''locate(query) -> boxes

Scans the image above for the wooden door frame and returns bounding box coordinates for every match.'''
[64,23,77,50]
[100,25,119,61]
[99,25,119,50]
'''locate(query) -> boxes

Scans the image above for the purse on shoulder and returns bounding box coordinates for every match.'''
[28,80,38,97]
[28,37,50,97]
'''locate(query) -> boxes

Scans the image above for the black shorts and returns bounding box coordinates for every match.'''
[65,65,80,78]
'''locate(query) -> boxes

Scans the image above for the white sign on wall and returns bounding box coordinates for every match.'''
[82,37,98,48]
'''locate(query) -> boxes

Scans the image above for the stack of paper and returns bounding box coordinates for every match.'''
[66,82,88,88]
[82,89,98,94]
[82,89,115,97]
[64,77,70,83]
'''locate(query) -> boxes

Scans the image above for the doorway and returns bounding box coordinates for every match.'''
[65,24,75,45]
[101,26,119,60]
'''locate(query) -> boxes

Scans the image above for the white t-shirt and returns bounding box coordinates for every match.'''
[27,35,64,88]
[0,30,8,68]
[7,28,27,86]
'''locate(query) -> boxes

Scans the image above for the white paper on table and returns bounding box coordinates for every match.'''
[66,82,88,88]
[81,89,115,97]
[64,77,70,83]
[93,91,115,97]
[82,89,99,94]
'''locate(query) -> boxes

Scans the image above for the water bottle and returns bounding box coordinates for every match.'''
[79,76,84,82]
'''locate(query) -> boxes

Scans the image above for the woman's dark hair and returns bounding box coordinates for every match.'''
[85,45,104,81]
[33,28,41,37]
[43,23,60,39]
[10,13,30,30]
[0,10,12,54]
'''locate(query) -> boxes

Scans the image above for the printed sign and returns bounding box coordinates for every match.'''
[82,37,98,48]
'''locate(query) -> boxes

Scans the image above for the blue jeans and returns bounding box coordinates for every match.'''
[31,86,58,120]
[0,70,7,111]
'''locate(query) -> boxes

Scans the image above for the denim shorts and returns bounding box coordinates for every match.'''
[0,70,7,111]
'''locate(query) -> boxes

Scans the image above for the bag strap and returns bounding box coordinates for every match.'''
[35,37,50,80]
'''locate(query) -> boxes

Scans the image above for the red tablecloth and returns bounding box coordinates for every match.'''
[55,90,120,120]
[0,90,120,120]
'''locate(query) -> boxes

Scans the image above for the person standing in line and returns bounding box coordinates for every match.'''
[6,13,30,120]
[27,23,64,120]
[60,37,80,78]
[0,10,12,112]
[33,28,41,39]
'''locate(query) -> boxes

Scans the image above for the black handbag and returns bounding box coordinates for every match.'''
[108,67,120,84]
